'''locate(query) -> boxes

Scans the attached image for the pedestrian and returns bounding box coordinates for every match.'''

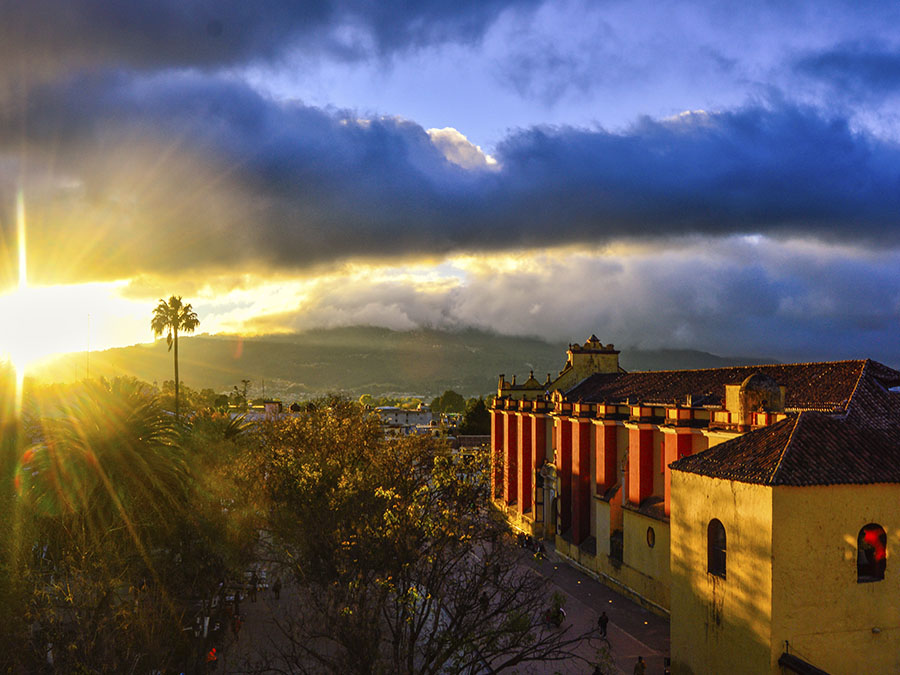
[206,647,218,671]
[249,571,259,602]
[272,576,282,600]
[598,611,609,638]
[544,604,566,627]
[232,614,243,641]
[633,655,646,675]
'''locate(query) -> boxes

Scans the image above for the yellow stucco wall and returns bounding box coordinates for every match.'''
[555,533,670,615]
[595,498,612,557]
[771,484,900,675]
[669,471,774,675]
[701,429,740,449]
[623,508,671,599]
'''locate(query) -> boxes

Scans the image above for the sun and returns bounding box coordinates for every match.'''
[0,284,92,373]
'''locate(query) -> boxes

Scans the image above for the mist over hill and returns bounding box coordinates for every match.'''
[30,327,778,401]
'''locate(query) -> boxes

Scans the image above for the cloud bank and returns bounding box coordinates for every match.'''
[183,237,900,366]
[3,71,900,287]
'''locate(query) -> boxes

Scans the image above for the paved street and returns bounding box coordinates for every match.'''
[518,542,670,675]
[218,544,670,674]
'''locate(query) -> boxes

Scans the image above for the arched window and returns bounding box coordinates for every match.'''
[858,523,887,583]
[708,519,726,578]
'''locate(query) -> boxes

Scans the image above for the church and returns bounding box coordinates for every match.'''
[491,336,900,674]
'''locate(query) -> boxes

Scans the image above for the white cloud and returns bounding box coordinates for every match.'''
[427,127,499,170]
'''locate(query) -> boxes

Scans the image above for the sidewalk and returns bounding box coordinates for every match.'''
[519,542,670,675]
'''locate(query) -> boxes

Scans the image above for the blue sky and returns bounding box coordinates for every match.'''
[1,0,900,366]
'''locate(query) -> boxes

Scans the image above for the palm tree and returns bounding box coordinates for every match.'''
[151,295,199,420]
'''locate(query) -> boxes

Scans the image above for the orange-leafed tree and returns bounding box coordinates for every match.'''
[151,295,199,420]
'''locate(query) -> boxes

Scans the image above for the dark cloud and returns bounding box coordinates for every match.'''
[493,107,900,239]
[794,42,900,101]
[0,0,537,81]
[3,71,900,286]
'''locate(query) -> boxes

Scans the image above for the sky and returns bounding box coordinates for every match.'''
[1,0,900,368]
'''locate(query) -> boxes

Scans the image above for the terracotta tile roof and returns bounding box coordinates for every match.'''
[564,359,900,412]
[670,406,900,486]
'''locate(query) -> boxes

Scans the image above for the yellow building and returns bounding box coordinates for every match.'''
[491,336,900,673]
[670,372,900,674]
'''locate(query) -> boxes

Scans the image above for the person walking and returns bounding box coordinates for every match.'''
[272,576,282,600]
[633,655,646,675]
[249,571,259,602]
[598,611,609,638]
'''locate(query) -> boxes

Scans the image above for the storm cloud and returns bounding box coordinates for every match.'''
[0,0,538,80]
[794,43,900,102]
[3,69,900,286]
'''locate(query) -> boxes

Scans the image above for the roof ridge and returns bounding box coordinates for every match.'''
[626,359,868,376]
[769,412,805,485]
[843,359,872,418]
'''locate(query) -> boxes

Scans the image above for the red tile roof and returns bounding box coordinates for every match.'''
[564,359,900,412]
[671,406,900,486]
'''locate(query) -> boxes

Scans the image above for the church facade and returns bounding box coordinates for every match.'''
[491,336,900,674]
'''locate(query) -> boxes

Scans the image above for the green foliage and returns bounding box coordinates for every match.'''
[0,377,260,673]
[359,393,423,409]
[430,389,466,414]
[0,382,596,673]
[458,396,490,435]
[257,398,598,673]
[157,379,224,416]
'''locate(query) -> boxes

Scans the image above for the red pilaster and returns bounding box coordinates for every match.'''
[664,431,694,515]
[533,416,547,472]
[556,419,573,534]
[595,422,618,493]
[627,426,654,505]
[504,413,518,505]
[571,420,592,545]
[491,410,504,500]
[517,414,533,514]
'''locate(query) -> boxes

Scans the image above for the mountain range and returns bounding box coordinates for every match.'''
[30,327,778,401]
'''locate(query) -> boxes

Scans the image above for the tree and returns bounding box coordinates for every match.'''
[254,399,598,673]
[459,397,490,435]
[151,295,200,421]
[430,390,466,414]
[8,377,259,673]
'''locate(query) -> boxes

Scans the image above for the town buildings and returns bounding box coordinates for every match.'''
[491,336,900,674]
[374,405,434,435]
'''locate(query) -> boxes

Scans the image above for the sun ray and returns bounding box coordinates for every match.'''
[13,188,26,413]
[17,188,26,290]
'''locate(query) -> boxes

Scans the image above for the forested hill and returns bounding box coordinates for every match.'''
[30,327,777,401]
